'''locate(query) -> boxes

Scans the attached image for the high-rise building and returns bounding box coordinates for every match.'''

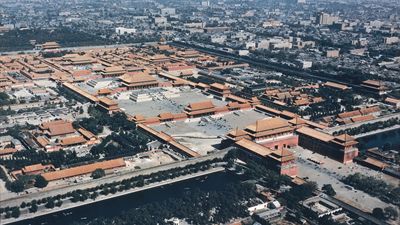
[317,12,339,25]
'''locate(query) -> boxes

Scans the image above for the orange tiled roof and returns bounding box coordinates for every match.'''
[325,81,349,90]
[226,94,249,103]
[255,105,282,116]
[351,114,375,123]
[210,82,229,90]
[41,120,75,136]
[196,82,210,89]
[22,164,47,173]
[236,139,295,162]
[0,148,17,156]
[296,126,334,143]
[97,88,112,95]
[280,110,298,119]
[159,112,174,120]
[338,110,362,119]
[42,158,126,181]
[363,157,388,169]
[228,129,248,137]
[120,72,158,84]
[103,66,125,73]
[187,100,215,111]
[385,97,400,104]
[35,136,50,147]
[359,106,380,115]
[173,113,187,119]
[335,134,356,142]
[362,80,382,87]
[63,82,99,102]
[246,117,290,133]
[99,97,118,106]
[133,114,145,121]
[77,128,96,140]
[60,136,87,146]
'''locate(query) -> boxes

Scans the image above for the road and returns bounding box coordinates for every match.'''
[1,166,225,225]
[0,149,229,208]
[170,41,378,96]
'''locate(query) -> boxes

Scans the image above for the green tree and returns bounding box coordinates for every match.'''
[6,180,25,193]
[29,204,38,213]
[90,192,98,200]
[34,175,48,188]
[11,207,20,218]
[55,200,63,207]
[322,184,336,196]
[384,206,398,220]
[372,208,385,220]
[45,199,55,209]
[91,168,106,179]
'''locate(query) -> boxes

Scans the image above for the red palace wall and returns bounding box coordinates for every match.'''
[281,164,298,177]
[343,150,359,164]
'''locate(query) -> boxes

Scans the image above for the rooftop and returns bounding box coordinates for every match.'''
[296,126,334,143]
[42,158,126,181]
[246,117,290,133]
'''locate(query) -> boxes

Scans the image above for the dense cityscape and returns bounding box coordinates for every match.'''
[0,0,399,225]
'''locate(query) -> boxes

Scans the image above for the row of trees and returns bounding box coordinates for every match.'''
[334,118,400,136]
[5,175,48,193]
[0,159,223,219]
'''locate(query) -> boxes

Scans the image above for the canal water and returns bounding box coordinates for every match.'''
[10,171,239,225]
[357,128,400,151]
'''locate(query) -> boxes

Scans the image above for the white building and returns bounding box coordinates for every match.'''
[384,36,399,45]
[154,17,168,25]
[326,49,340,58]
[210,35,227,44]
[245,42,256,49]
[317,12,339,25]
[296,60,313,69]
[115,27,136,35]
[160,8,176,16]
[238,50,250,56]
